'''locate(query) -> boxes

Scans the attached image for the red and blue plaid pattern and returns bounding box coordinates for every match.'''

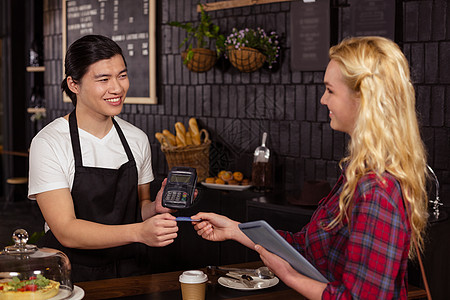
[279,171,411,299]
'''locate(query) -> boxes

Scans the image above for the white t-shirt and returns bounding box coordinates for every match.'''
[28,116,154,200]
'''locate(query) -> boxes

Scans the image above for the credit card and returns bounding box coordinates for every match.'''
[175,217,202,222]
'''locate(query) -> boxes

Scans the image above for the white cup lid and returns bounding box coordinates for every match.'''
[179,270,208,284]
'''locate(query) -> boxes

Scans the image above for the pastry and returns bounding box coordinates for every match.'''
[205,177,215,183]
[232,172,244,182]
[215,178,225,184]
[219,171,233,182]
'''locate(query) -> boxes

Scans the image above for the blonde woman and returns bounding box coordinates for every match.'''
[192,36,428,299]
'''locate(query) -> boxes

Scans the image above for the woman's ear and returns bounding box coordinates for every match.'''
[66,76,79,94]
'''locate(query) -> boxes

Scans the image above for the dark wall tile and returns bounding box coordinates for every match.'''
[446,86,450,128]
[439,42,450,83]
[430,0,447,40]
[305,85,317,121]
[424,42,439,83]
[285,85,295,121]
[300,121,311,157]
[430,86,445,127]
[195,85,203,116]
[295,85,306,121]
[279,122,290,156]
[416,85,431,126]
[410,43,424,83]
[404,1,419,42]
[322,124,333,160]
[418,1,432,41]
[289,122,300,157]
[434,128,449,169]
[311,123,322,159]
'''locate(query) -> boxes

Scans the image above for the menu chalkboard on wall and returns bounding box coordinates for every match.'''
[290,0,330,72]
[349,0,395,40]
[62,0,157,104]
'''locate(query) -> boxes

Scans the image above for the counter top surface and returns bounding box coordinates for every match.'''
[76,261,427,300]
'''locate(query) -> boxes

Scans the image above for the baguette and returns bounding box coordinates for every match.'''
[189,118,201,145]
[162,129,176,146]
[186,131,193,145]
[175,122,187,147]
[155,132,168,147]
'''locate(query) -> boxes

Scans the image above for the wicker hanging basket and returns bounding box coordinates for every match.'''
[160,129,211,181]
[227,46,266,73]
[181,48,217,73]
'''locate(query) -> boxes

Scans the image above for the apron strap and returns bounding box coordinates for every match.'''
[69,110,83,167]
[112,117,134,162]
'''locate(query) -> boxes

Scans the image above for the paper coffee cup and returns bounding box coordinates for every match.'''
[179,270,208,300]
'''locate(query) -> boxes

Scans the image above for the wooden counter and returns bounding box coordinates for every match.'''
[77,261,427,299]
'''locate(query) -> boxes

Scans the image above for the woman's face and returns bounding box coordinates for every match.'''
[320,59,360,136]
[69,54,129,119]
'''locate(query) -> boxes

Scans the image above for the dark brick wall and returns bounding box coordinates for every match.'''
[42,0,449,206]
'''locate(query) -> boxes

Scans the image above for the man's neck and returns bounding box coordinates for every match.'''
[67,107,114,139]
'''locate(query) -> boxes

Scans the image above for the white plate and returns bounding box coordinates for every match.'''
[201,182,252,191]
[50,285,84,300]
[218,276,279,291]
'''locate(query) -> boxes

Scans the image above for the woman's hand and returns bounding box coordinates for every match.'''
[190,212,255,248]
[254,244,296,282]
[191,212,239,242]
[255,245,327,300]
[139,213,178,247]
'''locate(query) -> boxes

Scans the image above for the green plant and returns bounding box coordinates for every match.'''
[169,5,224,63]
[225,27,280,68]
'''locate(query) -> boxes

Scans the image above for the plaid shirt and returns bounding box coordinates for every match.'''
[278,171,411,299]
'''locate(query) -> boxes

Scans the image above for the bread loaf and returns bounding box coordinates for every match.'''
[186,131,193,145]
[189,118,201,145]
[162,129,176,146]
[175,122,187,147]
[155,132,168,147]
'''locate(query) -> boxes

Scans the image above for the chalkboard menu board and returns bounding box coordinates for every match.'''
[290,0,330,71]
[62,0,157,104]
[349,0,395,40]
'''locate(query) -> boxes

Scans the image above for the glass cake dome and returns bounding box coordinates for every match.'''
[0,229,73,299]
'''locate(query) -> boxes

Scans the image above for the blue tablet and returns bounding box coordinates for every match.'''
[239,220,329,283]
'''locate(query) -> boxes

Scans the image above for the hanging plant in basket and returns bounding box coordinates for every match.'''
[169,5,225,73]
[225,27,280,73]
[181,48,217,73]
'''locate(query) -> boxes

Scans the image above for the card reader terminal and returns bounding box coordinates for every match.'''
[162,166,198,209]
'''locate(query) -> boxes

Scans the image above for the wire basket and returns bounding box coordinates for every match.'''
[160,129,211,181]
[227,46,266,72]
[181,48,217,73]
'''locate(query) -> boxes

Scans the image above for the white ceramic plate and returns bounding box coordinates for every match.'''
[218,276,279,291]
[201,182,252,191]
[49,285,84,300]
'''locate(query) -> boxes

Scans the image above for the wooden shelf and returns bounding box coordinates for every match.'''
[26,66,45,72]
[197,0,291,12]
[27,107,46,113]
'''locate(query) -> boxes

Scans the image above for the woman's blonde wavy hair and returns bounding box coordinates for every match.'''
[327,36,428,258]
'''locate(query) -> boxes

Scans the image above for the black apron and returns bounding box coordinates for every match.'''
[39,110,148,282]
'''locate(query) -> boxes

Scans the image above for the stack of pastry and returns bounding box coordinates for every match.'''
[155,118,202,148]
[205,171,250,186]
